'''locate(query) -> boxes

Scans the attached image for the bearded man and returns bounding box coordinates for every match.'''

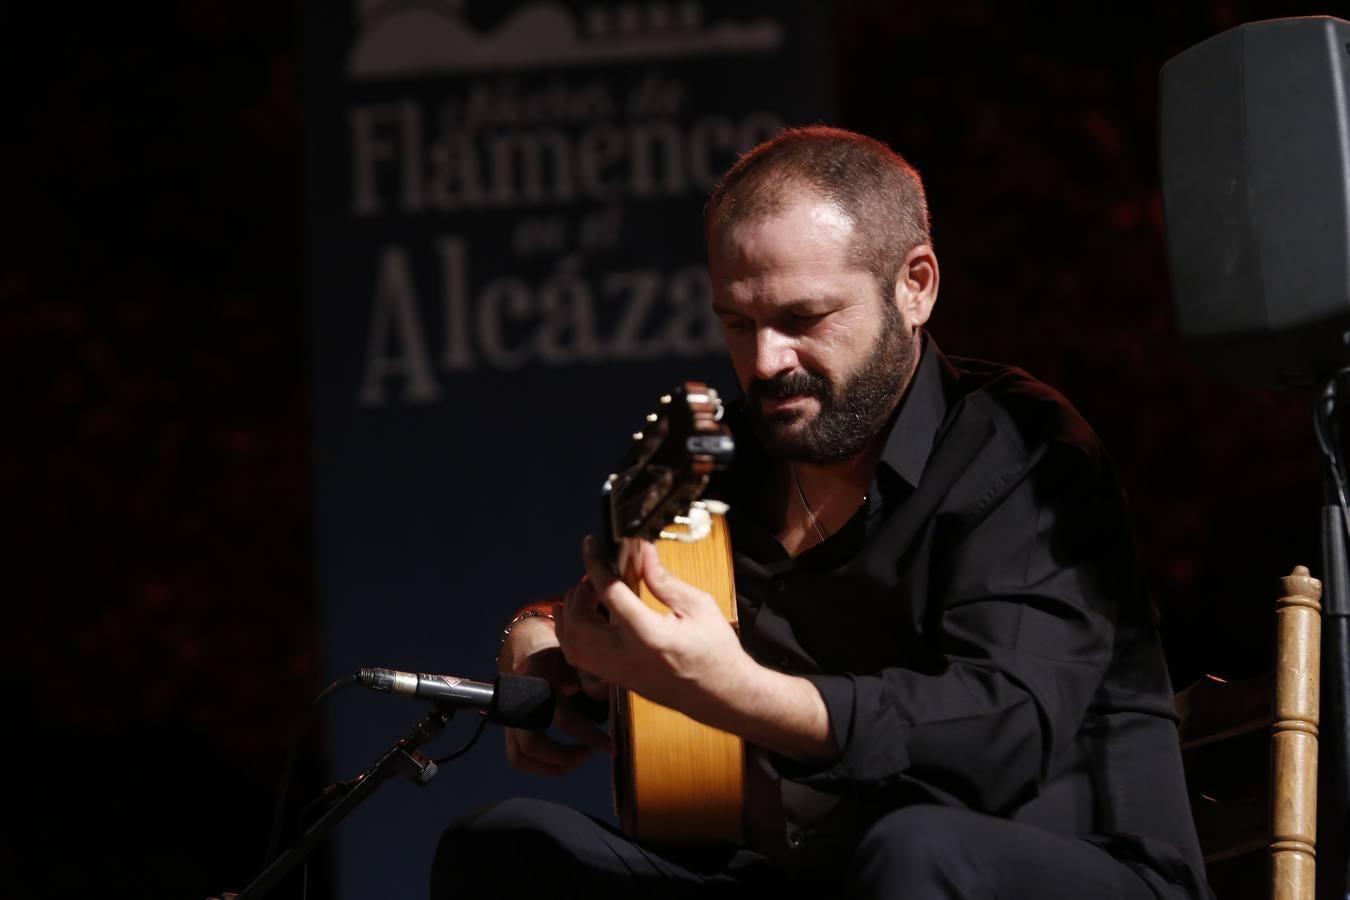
[431,126,1211,900]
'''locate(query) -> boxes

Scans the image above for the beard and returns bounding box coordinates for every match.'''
[747,302,918,465]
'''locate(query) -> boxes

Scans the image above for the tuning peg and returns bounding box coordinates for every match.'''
[660,394,672,405]
[646,413,658,423]
[633,431,644,441]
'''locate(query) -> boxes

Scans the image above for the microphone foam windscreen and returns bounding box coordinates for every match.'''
[491,674,556,729]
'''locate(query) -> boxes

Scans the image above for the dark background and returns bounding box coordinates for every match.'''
[2,1,1338,897]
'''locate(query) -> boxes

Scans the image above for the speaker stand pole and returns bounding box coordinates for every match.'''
[1318,380,1350,900]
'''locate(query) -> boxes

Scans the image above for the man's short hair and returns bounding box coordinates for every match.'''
[704,126,932,300]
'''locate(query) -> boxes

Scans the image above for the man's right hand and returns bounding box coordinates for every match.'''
[499,612,614,776]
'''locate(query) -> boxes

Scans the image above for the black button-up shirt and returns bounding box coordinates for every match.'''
[712,336,1208,899]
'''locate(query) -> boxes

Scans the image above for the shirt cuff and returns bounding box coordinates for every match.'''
[808,673,856,756]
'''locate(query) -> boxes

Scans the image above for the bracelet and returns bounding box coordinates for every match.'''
[497,607,555,666]
[501,607,555,642]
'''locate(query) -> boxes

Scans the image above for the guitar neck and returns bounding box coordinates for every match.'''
[613,537,646,595]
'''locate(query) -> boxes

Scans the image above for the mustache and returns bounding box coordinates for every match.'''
[749,370,830,402]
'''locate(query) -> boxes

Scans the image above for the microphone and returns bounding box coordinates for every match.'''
[356,668,555,729]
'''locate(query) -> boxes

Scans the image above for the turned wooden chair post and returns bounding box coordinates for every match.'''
[1271,566,1322,900]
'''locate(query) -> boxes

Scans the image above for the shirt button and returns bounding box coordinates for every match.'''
[787,832,803,850]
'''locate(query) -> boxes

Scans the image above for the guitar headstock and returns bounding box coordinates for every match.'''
[601,382,734,556]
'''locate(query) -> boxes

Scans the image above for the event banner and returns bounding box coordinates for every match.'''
[304,2,833,896]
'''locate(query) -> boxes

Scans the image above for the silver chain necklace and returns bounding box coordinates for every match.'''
[790,464,830,543]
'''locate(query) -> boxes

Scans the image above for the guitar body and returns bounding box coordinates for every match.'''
[610,505,746,846]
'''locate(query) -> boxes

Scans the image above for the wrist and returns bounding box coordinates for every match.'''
[697,649,772,727]
[497,612,557,672]
[708,656,835,763]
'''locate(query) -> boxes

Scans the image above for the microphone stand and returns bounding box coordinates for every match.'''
[224,706,453,900]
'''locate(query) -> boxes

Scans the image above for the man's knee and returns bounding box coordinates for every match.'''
[453,796,561,833]
[849,806,984,898]
[431,798,570,897]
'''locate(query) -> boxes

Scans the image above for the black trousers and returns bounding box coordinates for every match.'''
[429,798,1162,900]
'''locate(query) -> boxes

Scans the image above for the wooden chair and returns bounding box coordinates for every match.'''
[1174,566,1323,900]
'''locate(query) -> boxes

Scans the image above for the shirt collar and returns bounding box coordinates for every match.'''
[879,332,947,490]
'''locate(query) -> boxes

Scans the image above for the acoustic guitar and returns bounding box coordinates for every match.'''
[601,382,745,846]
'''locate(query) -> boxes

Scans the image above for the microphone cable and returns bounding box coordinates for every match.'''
[264,674,360,867]
[1314,371,1350,535]
[433,712,491,765]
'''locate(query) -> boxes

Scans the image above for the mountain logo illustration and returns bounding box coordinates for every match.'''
[348,1,783,80]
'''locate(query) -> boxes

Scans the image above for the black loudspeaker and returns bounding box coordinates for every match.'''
[1159,15,1350,389]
